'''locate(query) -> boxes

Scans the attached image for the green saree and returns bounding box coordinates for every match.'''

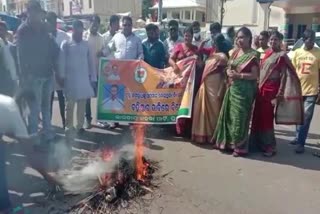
[212,49,259,155]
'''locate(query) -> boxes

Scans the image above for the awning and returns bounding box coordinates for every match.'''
[272,0,320,7]
[117,12,132,17]
[151,0,203,9]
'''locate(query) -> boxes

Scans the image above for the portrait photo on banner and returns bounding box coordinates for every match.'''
[101,84,125,112]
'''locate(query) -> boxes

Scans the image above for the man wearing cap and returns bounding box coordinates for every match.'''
[16,1,59,148]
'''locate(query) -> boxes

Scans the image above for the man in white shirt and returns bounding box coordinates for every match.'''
[46,12,70,129]
[106,16,143,129]
[0,91,63,213]
[108,16,144,60]
[105,64,120,81]
[0,93,28,213]
[83,15,104,129]
[102,15,120,57]
[192,21,203,47]
[102,85,124,111]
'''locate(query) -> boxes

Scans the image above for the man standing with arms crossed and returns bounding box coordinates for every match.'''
[291,29,320,154]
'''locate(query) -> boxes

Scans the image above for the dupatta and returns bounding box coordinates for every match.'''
[229,48,259,73]
[201,52,228,83]
[260,50,303,125]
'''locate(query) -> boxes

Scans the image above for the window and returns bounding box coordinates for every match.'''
[89,0,92,8]
[162,12,167,20]
[172,11,180,19]
[195,11,204,22]
[185,10,191,20]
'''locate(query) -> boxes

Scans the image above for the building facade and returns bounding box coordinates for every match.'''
[151,0,221,25]
[223,0,285,35]
[223,0,320,39]
[62,0,142,21]
[272,0,320,39]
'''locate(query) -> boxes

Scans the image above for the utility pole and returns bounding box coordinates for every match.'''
[220,0,226,25]
[158,0,163,23]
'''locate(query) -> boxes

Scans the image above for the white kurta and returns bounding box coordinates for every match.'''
[59,40,95,100]
[54,30,70,90]
[0,95,29,138]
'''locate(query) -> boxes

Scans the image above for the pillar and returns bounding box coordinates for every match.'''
[312,17,319,32]
[279,14,290,51]
[257,2,272,32]
[281,15,290,41]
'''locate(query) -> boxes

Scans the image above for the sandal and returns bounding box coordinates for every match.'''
[263,151,276,157]
[233,152,247,157]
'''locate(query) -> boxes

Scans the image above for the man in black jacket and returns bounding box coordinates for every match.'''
[16,1,59,148]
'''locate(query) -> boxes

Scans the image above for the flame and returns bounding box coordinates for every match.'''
[134,124,147,181]
[101,149,114,161]
[100,149,115,187]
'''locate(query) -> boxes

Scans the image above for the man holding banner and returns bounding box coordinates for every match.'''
[104,16,143,128]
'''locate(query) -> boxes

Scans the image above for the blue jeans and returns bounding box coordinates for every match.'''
[0,142,10,211]
[295,95,317,146]
[21,77,54,142]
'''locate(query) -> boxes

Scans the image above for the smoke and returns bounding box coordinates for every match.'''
[53,140,72,170]
[54,144,135,194]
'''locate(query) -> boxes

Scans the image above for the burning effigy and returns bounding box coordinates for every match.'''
[53,125,158,213]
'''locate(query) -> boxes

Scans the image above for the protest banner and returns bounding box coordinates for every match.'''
[97,56,196,124]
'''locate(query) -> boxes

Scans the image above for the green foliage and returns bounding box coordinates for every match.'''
[100,23,107,34]
[142,0,153,19]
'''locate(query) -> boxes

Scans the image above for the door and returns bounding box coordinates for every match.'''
[296,25,307,39]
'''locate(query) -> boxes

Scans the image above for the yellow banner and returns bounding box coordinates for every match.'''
[97,56,196,124]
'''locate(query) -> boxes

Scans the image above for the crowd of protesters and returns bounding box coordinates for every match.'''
[1,0,320,212]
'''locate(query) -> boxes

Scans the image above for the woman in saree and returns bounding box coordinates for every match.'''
[192,34,229,143]
[169,26,203,137]
[250,31,303,157]
[212,27,260,157]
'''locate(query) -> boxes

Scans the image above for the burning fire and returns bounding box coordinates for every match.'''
[59,124,157,213]
[134,124,148,181]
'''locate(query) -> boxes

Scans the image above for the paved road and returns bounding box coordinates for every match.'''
[5,98,320,214]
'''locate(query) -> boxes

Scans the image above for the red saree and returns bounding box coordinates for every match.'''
[250,50,303,153]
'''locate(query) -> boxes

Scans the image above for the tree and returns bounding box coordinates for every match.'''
[142,0,153,20]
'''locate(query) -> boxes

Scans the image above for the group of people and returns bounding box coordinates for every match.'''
[191,28,320,158]
[0,0,320,212]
